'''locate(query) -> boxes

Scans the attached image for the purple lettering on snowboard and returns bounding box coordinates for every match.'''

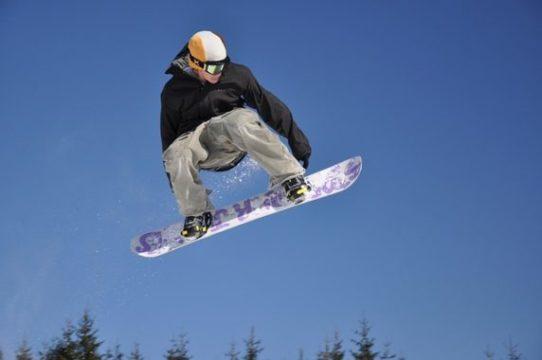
[233,199,253,221]
[262,189,283,209]
[345,161,361,180]
[135,231,162,253]
[211,208,230,230]
[308,168,356,199]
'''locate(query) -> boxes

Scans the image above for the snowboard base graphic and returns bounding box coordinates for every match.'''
[131,156,362,258]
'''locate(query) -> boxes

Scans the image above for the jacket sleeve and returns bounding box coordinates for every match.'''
[160,91,180,153]
[242,67,311,161]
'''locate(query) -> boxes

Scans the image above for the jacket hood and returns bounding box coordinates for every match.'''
[165,43,190,75]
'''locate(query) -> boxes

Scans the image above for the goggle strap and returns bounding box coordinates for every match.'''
[189,54,205,68]
[190,54,226,66]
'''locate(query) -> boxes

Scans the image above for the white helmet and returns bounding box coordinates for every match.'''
[188,30,227,74]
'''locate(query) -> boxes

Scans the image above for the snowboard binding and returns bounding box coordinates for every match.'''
[282,175,311,204]
[181,211,213,240]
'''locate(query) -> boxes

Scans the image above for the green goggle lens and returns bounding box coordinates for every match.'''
[204,63,225,75]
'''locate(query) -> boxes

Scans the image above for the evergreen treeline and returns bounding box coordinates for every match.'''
[0,311,526,360]
[484,338,526,360]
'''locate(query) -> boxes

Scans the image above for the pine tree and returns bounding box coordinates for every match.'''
[505,339,522,360]
[15,340,33,360]
[39,321,78,359]
[317,338,332,360]
[129,344,143,360]
[297,348,305,360]
[165,334,191,360]
[104,344,124,360]
[225,343,240,360]
[0,347,4,360]
[243,327,263,360]
[76,310,103,360]
[330,332,344,360]
[379,343,397,359]
[351,319,378,360]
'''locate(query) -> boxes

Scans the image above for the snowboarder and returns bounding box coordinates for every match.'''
[161,30,312,240]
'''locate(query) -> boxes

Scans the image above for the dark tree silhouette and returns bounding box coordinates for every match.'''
[351,319,378,360]
[15,340,33,360]
[225,343,240,360]
[243,327,263,360]
[165,334,191,360]
[330,332,345,360]
[39,321,78,360]
[317,337,331,360]
[379,343,398,360]
[76,311,103,360]
[129,344,143,360]
[104,344,124,360]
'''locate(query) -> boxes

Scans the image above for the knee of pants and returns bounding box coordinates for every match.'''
[229,109,261,130]
[165,148,198,174]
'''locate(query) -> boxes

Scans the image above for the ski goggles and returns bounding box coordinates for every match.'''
[190,55,226,75]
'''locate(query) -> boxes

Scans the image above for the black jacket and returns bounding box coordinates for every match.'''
[160,46,311,165]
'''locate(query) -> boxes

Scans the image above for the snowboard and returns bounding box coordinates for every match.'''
[131,156,362,258]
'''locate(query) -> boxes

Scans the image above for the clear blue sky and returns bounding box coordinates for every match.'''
[1,0,541,359]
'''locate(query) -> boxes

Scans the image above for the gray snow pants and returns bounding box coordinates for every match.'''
[163,108,305,216]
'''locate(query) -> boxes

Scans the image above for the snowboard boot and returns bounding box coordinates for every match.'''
[181,211,213,240]
[282,175,311,204]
